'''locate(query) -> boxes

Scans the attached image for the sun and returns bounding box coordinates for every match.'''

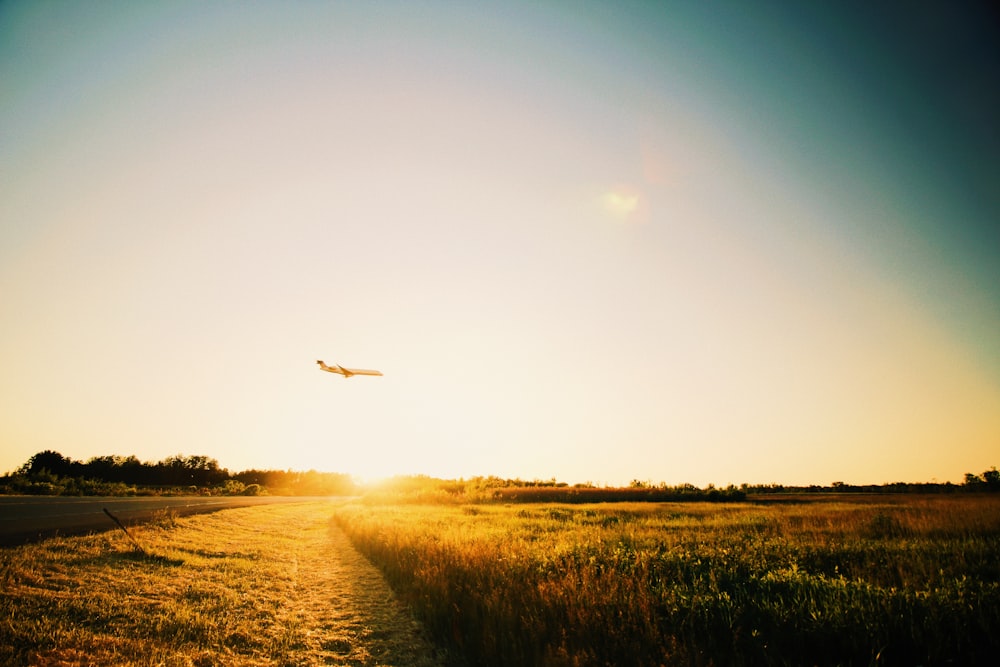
[600,186,643,221]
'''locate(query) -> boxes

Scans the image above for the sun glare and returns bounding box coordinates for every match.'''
[601,188,641,221]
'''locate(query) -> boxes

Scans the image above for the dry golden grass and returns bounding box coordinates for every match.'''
[0,501,446,666]
[334,496,1000,666]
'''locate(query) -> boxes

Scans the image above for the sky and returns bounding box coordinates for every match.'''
[2,1,998,487]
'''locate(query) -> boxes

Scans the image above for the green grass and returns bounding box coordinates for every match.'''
[333,496,1000,666]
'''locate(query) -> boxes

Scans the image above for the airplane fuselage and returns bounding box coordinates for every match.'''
[316,360,382,378]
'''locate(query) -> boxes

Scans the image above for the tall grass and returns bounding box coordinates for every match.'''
[333,497,1000,666]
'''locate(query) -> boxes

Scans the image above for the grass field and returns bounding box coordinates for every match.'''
[4,495,998,665]
[333,495,1000,666]
[0,501,444,666]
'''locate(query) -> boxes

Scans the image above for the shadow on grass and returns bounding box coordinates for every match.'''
[69,549,186,568]
[173,546,262,560]
[117,550,185,567]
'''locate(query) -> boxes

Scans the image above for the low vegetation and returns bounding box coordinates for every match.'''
[333,496,1000,666]
[354,466,1000,505]
[0,501,443,666]
[360,475,747,504]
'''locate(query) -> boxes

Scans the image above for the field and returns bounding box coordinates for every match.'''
[3,495,998,666]
[333,495,1000,666]
[0,501,443,666]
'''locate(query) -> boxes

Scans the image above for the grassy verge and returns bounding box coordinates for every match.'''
[1,501,444,666]
[333,496,1000,666]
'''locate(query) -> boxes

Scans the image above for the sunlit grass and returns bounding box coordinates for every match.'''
[0,502,443,666]
[333,496,1000,666]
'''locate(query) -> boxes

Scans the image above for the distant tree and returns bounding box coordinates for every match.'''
[965,472,984,487]
[17,450,76,478]
[963,468,999,492]
[156,454,227,486]
[83,455,141,483]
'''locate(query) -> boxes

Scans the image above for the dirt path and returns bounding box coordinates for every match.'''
[1,500,448,666]
[281,505,447,666]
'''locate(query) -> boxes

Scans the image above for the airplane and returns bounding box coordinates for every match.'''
[316,360,383,378]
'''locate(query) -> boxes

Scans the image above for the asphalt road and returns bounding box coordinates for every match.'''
[0,495,332,546]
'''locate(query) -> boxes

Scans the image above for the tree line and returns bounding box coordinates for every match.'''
[357,470,1000,505]
[2,450,997,498]
[1,450,358,496]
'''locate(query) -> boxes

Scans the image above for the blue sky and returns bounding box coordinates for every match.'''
[2,1,997,485]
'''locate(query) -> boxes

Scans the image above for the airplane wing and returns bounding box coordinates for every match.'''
[341,368,383,377]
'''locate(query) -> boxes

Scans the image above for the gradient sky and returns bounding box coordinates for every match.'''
[2,1,998,486]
